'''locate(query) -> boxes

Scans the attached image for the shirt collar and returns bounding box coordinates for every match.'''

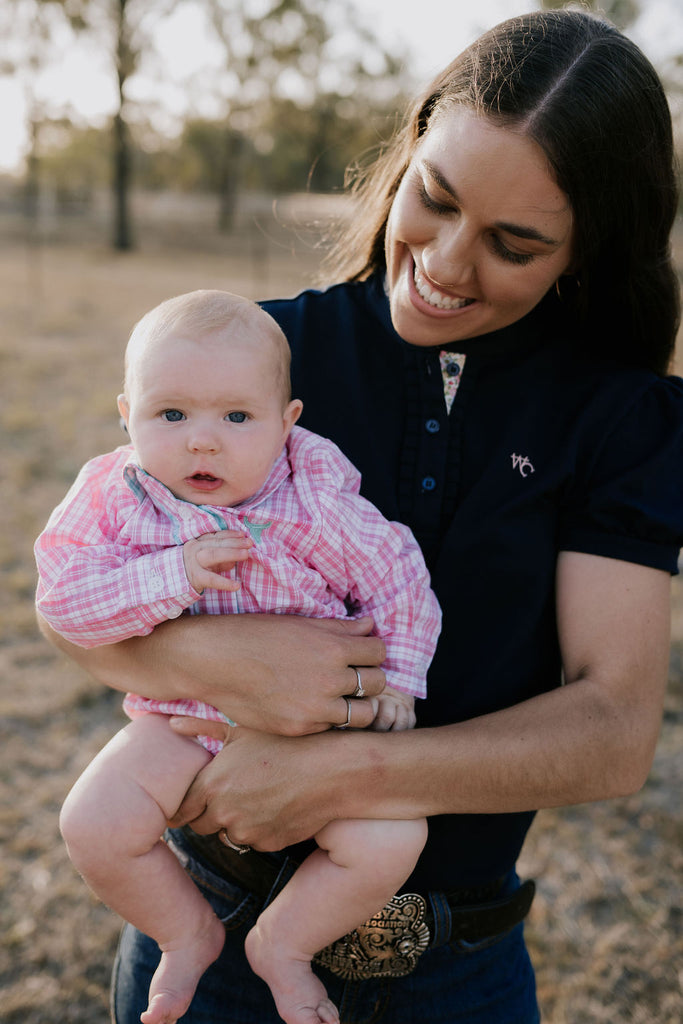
[122,445,291,516]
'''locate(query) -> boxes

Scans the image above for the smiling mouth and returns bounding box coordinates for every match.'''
[413,266,475,311]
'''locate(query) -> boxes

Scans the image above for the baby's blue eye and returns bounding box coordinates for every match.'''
[227,412,248,423]
[162,409,185,422]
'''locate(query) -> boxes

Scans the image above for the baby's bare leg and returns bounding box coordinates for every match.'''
[245,816,428,1024]
[60,714,225,1024]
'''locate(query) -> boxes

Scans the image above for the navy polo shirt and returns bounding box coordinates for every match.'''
[262,274,683,890]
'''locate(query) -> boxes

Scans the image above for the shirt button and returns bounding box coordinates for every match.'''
[447,363,460,377]
[425,419,440,434]
[421,476,436,492]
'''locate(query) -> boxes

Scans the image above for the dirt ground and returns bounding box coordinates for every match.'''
[1,201,682,1023]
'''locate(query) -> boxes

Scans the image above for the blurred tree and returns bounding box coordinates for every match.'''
[1,0,181,250]
[203,0,409,229]
[2,0,410,244]
[251,93,404,194]
[0,0,86,225]
[163,92,405,199]
[68,0,178,250]
[40,124,111,202]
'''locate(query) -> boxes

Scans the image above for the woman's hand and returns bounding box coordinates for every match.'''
[38,611,386,736]
[201,614,384,735]
[167,724,357,849]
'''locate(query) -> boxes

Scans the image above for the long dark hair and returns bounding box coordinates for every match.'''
[325,9,680,374]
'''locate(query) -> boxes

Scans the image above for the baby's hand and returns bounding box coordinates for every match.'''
[182,530,253,594]
[370,686,416,732]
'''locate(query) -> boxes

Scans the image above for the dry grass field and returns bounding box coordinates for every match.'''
[1,199,682,1024]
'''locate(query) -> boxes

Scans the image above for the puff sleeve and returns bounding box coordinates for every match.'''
[558,375,683,573]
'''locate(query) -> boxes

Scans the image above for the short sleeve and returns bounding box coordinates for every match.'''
[559,375,683,574]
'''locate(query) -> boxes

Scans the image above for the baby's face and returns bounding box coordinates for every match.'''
[118,324,301,507]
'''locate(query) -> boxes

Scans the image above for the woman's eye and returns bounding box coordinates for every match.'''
[161,409,185,422]
[418,184,453,216]
[226,411,248,423]
[490,235,535,266]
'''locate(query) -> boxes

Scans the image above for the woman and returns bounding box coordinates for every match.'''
[41,9,682,1023]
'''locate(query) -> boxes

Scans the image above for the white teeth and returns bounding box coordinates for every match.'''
[414,267,472,310]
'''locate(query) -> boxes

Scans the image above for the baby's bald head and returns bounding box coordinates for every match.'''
[123,289,293,408]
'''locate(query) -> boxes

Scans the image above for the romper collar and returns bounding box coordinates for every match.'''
[122,446,292,519]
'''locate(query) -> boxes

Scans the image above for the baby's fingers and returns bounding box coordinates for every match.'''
[198,570,242,592]
[198,545,251,570]
[371,698,416,732]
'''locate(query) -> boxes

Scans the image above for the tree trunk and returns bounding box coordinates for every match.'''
[112,0,134,250]
[112,110,133,250]
[217,129,246,233]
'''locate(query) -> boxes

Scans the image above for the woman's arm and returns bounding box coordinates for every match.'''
[37,611,386,735]
[169,553,671,847]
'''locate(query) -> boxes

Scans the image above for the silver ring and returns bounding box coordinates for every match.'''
[351,667,365,698]
[218,829,251,854]
[335,697,352,730]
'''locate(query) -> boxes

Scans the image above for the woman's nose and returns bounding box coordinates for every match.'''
[424,222,476,288]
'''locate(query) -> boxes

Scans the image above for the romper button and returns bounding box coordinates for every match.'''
[425,419,440,434]
[421,476,436,492]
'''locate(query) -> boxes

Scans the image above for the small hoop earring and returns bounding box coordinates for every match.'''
[555,275,580,302]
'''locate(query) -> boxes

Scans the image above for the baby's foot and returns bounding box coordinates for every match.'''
[141,914,225,1024]
[245,925,339,1024]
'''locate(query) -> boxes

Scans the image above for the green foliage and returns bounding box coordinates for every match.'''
[36,88,406,199]
[40,123,110,198]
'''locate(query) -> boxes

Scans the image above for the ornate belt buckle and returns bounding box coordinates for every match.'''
[313,892,430,981]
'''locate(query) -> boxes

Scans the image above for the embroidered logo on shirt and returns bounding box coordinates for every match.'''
[243,515,273,544]
[511,454,535,478]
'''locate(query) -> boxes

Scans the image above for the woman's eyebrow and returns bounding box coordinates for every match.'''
[422,159,561,247]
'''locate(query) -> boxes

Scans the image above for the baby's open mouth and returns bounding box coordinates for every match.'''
[187,473,223,490]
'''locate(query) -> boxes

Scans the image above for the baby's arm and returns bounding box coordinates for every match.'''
[36,532,252,648]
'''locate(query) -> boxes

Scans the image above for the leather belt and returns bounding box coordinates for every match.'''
[177,827,535,980]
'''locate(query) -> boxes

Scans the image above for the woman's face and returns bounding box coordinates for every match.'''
[384,106,575,347]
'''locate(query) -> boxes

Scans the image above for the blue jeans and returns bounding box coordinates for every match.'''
[111,830,540,1024]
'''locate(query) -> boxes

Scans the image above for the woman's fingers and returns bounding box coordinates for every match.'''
[334,695,379,730]
[168,728,327,845]
[169,716,230,740]
[344,664,385,699]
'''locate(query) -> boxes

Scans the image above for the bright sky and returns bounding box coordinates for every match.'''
[0,0,677,174]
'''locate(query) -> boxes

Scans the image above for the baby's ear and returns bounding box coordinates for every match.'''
[117,394,130,430]
[283,398,303,434]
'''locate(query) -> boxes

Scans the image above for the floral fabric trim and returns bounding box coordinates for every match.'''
[439,352,466,413]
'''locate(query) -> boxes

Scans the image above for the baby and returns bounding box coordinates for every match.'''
[35,290,441,1024]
